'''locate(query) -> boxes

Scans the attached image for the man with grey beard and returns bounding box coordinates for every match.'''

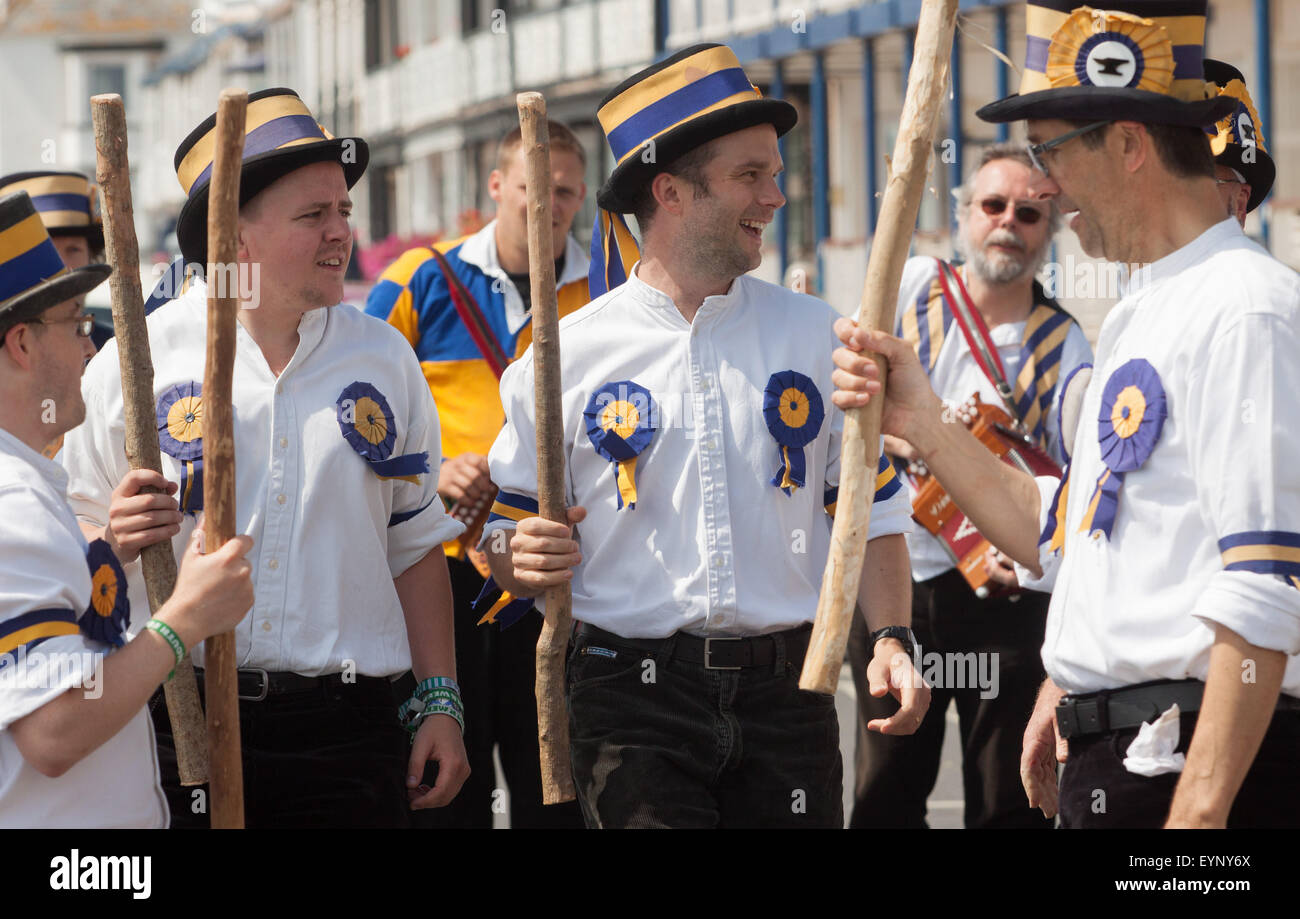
[847,144,1093,828]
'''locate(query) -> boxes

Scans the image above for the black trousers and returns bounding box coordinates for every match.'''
[412,556,582,828]
[1059,706,1300,828]
[566,625,843,828]
[848,567,1052,829]
[152,673,411,828]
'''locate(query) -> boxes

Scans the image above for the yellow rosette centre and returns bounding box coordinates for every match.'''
[779,387,810,428]
[354,395,389,445]
[166,395,203,444]
[1111,384,1146,439]
[91,564,117,618]
[600,400,641,440]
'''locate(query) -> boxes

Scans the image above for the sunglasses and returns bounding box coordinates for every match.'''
[977,196,1046,225]
[1026,120,1109,177]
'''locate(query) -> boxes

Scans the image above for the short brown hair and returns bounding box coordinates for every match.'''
[1069,120,1214,180]
[497,120,587,171]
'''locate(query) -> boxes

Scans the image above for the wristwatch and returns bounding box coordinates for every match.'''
[870,626,916,662]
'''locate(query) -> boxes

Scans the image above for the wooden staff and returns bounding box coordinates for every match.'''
[516,92,575,804]
[202,88,248,828]
[90,94,209,785]
[800,0,959,693]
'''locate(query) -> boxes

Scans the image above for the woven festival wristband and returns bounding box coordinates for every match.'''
[412,702,465,735]
[144,618,186,680]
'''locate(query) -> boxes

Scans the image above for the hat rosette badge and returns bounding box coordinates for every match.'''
[1047,8,1174,93]
[763,370,825,495]
[1079,358,1167,540]
[584,381,658,510]
[81,538,129,647]
[336,382,429,483]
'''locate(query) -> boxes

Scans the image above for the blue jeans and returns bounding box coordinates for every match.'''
[566,625,843,828]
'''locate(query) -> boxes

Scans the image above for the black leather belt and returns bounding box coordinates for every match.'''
[193,667,395,702]
[575,622,811,671]
[1056,678,1300,739]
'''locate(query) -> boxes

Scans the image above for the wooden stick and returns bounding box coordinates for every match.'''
[800,0,959,693]
[516,92,575,804]
[90,94,209,786]
[202,88,248,828]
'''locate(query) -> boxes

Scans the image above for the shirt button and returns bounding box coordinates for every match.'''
[261,621,272,632]
[268,558,279,570]
[276,494,287,505]
[279,437,288,448]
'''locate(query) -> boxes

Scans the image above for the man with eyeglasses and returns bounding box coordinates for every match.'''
[830,0,1300,829]
[848,144,1092,829]
[0,191,255,827]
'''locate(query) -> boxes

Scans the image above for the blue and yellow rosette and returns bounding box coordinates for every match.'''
[584,381,657,510]
[156,381,205,514]
[763,370,825,495]
[1079,359,1167,540]
[336,381,429,484]
[80,538,129,648]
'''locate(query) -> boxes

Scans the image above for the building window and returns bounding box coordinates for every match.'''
[365,0,401,71]
[87,63,127,105]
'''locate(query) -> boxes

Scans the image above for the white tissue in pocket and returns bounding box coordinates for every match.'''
[1122,703,1187,777]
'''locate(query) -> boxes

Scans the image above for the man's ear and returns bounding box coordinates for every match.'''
[1,324,36,371]
[1115,121,1148,174]
[488,169,504,205]
[651,172,685,218]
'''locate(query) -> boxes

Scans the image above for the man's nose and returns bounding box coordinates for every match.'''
[760,174,786,210]
[1026,171,1060,201]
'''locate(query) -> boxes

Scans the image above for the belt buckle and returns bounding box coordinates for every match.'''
[237,668,270,702]
[704,637,743,671]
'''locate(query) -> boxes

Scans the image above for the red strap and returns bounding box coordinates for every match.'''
[428,247,510,380]
[934,259,1009,387]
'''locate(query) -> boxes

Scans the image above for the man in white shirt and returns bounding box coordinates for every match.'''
[483,43,927,828]
[829,0,1300,828]
[849,145,1092,829]
[60,88,470,827]
[0,190,253,827]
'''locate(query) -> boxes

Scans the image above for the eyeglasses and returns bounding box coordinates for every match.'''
[977,196,1046,225]
[32,313,96,338]
[1026,121,1110,177]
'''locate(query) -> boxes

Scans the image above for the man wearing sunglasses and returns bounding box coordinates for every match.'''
[848,145,1092,829]
[0,191,255,827]
[830,0,1300,829]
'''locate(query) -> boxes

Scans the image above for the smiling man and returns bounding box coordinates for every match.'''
[829,1,1300,829]
[60,88,469,827]
[481,44,927,828]
[849,145,1091,830]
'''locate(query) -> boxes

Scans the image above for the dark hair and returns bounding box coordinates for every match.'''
[1070,120,1214,179]
[628,139,718,230]
[497,120,587,171]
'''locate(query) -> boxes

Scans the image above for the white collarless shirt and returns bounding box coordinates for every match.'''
[0,428,168,828]
[61,279,464,677]
[1024,220,1300,696]
[484,268,911,639]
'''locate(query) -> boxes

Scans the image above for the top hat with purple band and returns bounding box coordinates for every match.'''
[977,1,1235,128]
[173,87,368,264]
[1203,59,1274,213]
[0,171,104,253]
[0,191,110,325]
[595,43,797,213]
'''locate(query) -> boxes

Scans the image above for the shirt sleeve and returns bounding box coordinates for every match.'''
[823,428,913,540]
[1014,472,1069,592]
[1044,324,1095,465]
[1186,309,1300,654]
[0,486,102,730]
[480,355,548,550]
[384,343,465,578]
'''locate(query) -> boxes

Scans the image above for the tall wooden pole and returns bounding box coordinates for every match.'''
[801,0,959,693]
[90,93,209,785]
[202,88,248,828]
[516,91,575,804]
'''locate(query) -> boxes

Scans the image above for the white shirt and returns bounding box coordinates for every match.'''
[456,219,591,336]
[1025,220,1300,695]
[61,279,464,677]
[484,268,912,639]
[0,428,168,828]
[894,256,1094,582]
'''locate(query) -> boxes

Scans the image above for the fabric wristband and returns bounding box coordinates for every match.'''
[144,618,186,680]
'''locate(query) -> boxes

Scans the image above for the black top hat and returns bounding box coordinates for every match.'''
[977,1,1235,128]
[0,191,110,325]
[0,171,104,253]
[173,87,369,264]
[595,44,797,213]
[1202,59,1275,213]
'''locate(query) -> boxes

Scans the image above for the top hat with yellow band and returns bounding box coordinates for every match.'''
[0,171,103,253]
[977,1,1235,128]
[1203,59,1274,213]
[595,43,797,213]
[173,87,368,264]
[0,191,110,325]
